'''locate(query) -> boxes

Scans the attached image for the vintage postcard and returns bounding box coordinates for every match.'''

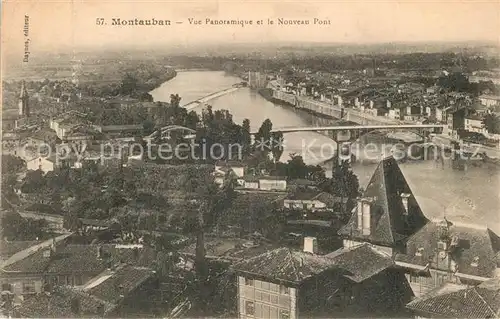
[1,0,499,318]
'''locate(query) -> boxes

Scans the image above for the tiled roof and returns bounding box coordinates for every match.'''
[85,265,155,305]
[233,243,394,284]
[1,234,71,270]
[338,156,429,246]
[407,278,500,318]
[14,286,111,318]
[325,244,394,283]
[232,247,337,283]
[0,240,41,261]
[14,266,156,318]
[2,243,156,274]
[395,220,500,278]
[285,189,320,201]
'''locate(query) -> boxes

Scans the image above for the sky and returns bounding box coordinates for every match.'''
[1,0,499,58]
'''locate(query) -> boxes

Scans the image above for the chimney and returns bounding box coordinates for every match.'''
[401,193,411,215]
[362,200,372,236]
[303,237,318,254]
[356,200,363,231]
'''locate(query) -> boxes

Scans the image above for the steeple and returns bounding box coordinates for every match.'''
[339,156,429,247]
[18,81,29,117]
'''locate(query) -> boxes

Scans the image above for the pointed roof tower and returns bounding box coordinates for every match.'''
[339,156,429,247]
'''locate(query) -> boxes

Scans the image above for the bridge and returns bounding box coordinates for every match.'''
[251,124,446,165]
[145,125,196,141]
[183,87,241,110]
[251,124,445,135]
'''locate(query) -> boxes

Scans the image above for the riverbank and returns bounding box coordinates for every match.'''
[258,88,341,123]
[142,68,177,92]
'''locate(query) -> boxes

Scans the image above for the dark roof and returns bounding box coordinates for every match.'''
[232,247,337,283]
[14,286,110,318]
[79,218,112,227]
[2,109,21,120]
[14,265,155,318]
[285,190,320,201]
[2,244,156,274]
[395,220,500,278]
[338,156,429,246]
[30,128,58,141]
[233,243,394,284]
[259,175,287,181]
[0,240,41,260]
[288,179,317,186]
[325,244,394,283]
[313,192,347,206]
[406,278,500,318]
[85,265,155,305]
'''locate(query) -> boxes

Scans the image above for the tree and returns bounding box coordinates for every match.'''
[270,131,284,164]
[319,160,360,199]
[241,119,252,158]
[1,212,48,240]
[21,170,45,193]
[254,119,273,149]
[119,73,139,95]
[188,168,236,310]
[482,113,500,134]
[437,72,470,92]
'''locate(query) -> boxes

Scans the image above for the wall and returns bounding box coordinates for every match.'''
[404,269,459,298]
[259,179,287,191]
[283,200,326,210]
[238,276,296,319]
[26,158,54,173]
[271,88,401,126]
[0,275,43,299]
[342,240,393,256]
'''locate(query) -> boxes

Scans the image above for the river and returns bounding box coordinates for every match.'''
[151,71,500,232]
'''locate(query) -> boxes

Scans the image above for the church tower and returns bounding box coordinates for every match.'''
[18,81,29,117]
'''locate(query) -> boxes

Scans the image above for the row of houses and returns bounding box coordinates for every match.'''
[2,155,499,318]
[191,155,500,318]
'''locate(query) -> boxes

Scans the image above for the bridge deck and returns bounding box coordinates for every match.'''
[250,124,445,134]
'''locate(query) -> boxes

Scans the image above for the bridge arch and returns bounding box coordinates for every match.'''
[146,125,196,140]
[256,124,444,144]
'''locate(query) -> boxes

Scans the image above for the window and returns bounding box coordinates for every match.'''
[22,281,36,294]
[245,301,255,316]
[409,272,418,283]
[280,310,290,319]
[245,278,254,286]
[280,285,289,295]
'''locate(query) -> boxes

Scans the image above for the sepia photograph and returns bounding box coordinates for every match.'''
[1,0,499,318]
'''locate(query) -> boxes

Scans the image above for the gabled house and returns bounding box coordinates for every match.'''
[338,156,429,256]
[395,219,500,297]
[12,265,157,318]
[233,237,412,319]
[283,191,344,213]
[406,278,500,318]
[1,238,155,302]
